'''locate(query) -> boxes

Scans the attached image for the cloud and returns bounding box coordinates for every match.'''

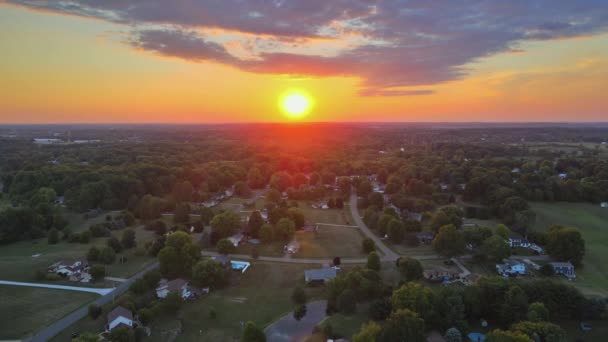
[8,0,608,96]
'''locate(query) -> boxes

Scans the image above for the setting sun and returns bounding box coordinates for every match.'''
[281,92,312,119]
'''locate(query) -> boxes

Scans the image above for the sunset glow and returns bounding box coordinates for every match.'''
[281,93,312,119]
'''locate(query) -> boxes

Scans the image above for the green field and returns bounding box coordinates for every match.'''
[0,286,97,340]
[531,202,608,296]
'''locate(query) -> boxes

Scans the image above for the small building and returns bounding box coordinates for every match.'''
[48,259,89,280]
[156,278,192,299]
[511,168,521,173]
[33,138,63,144]
[507,233,530,248]
[416,232,435,245]
[227,233,246,247]
[107,306,133,331]
[529,243,544,254]
[213,255,231,266]
[600,202,608,208]
[285,240,300,254]
[549,262,576,279]
[304,267,337,284]
[467,332,486,342]
[496,259,526,276]
[558,173,568,179]
[408,212,423,222]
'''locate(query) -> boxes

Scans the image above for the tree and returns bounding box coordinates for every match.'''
[367,251,381,271]
[121,229,136,249]
[353,321,382,342]
[108,326,135,342]
[500,286,528,325]
[217,238,236,255]
[445,327,463,342]
[100,246,116,264]
[89,265,106,282]
[391,282,436,321]
[159,231,200,278]
[388,219,405,243]
[481,235,510,262]
[260,223,274,243]
[398,257,423,281]
[242,321,266,342]
[72,333,101,342]
[47,228,59,244]
[107,236,123,253]
[248,211,264,238]
[87,246,100,262]
[362,237,376,254]
[192,259,229,289]
[293,304,307,321]
[511,321,566,342]
[288,208,305,228]
[162,291,183,314]
[174,203,191,223]
[137,308,153,325]
[546,225,585,266]
[485,330,533,342]
[379,309,425,342]
[234,181,252,197]
[539,263,554,276]
[337,289,357,314]
[211,211,241,239]
[275,218,295,241]
[433,224,465,257]
[88,304,102,319]
[495,224,510,239]
[291,286,307,305]
[527,302,549,322]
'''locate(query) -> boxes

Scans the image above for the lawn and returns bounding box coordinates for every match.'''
[531,202,608,297]
[319,311,369,339]
[233,226,367,259]
[0,286,97,340]
[385,241,437,258]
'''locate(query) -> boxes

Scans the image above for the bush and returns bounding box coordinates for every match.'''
[87,246,100,262]
[367,252,381,271]
[88,304,102,319]
[362,238,376,254]
[337,289,357,314]
[291,286,307,305]
[216,238,236,255]
[89,265,106,282]
[100,246,116,264]
[34,269,47,281]
[79,231,91,244]
[137,308,153,325]
[46,273,61,281]
[540,264,554,276]
[47,228,59,244]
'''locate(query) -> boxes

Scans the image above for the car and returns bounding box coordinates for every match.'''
[580,322,592,331]
[444,259,455,266]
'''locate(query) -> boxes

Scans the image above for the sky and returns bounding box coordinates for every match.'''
[1,0,607,123]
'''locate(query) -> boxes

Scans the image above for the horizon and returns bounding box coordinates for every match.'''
[1,1,608,123]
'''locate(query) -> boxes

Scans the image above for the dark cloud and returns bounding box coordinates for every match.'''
[9,0,608,96]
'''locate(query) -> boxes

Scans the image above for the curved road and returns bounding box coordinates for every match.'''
[25,262,159,342]
[349,192,399,261]
[264,301,327,342]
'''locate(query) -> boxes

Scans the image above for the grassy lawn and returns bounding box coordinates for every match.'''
[531,202,608,297]
[320,311,369,339]
[0,223,156,282]
[385,241,437,258]
[0,286,97,340]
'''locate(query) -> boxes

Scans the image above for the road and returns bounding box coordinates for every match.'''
[0,280,114,295]
[264,301,327,342]
[349,192,400,261]
[201,250,367,264]
[25,262,159,342]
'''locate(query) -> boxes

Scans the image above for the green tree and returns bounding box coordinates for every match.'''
[353,321,382,342]
[287,208,306,228]
[485,329,533,342]
[234,181,252,197]
[100,246,116,264]
[242,321,266,342]
[291,286,307,305]
[481,235,510,262]
[367,251,381,271]
[47,228,59,244]
[210,211,241,239]
[173,203,191,223]
[337,289,357,314]
[511,321,566,342]
[379,309,425,342]
[121,229,136,249]
[500,286,528,325]
[260,223,274,243]
[527,302,549,322]
[88,304,102,319]
[248,211,264,238]
[391,282,436,321]
[108,326,135,342]
[72,333,101,342]
[546,225,585,266]
[192,259,229,289]
[293,304,307,321]
[159,231,200,278]
[217,238,236,255]
[362,237,376,254]
[162,291,183,314]
[137,308,153,325]
[89,265,106,282]
[433,224,465,257]
[388,219,405,243]
[107,236,123,253]
[398,257,423,281]
[275,218,295,241]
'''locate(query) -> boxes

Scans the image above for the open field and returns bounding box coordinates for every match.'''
[385,241,436,258]
[531,202,608,296]
[0,286,97,340]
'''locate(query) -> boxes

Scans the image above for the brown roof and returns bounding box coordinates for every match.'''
[107,306,133,323]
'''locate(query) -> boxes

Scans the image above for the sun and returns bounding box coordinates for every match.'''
[280,92,312,119]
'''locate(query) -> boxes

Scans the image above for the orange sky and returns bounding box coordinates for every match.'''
[1,3,607,123]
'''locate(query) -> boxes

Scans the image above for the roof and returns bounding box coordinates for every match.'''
[166,278,188,292]
[305,267,337,282]
[503,259,524,267]
[549,261,574,268]
[416,231,434,238]
[107,306,133,323]
[468,332,485,342]
[508,232,525,240]
[213,255,231,265]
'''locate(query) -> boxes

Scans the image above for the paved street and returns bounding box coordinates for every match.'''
[264,301,327,342]
[0,280,114,295]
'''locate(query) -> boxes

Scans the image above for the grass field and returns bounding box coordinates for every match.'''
[0,286,97,340]
[531,202,608,297]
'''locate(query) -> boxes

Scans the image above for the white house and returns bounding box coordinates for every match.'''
[549,262,576,279]
[107,306,133,331]
[507,233,530,248]
[529,243,544,254]
[601,202,608,208]
[496,259,526,276]
[48,259,90,282]
[285,240,300,254]
[156,278,192,299]
[558,173,568,179]
[227,233,246,247]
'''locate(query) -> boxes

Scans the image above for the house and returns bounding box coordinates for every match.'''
[48,259,90,281]
[106,306,133,331]
[439,183,449,191]
[407,212,423,222]
[213,255,231,266]
[285,240,300,254]
[227,233,246,247]
[156,278,192,299]
[529,243,544,254]
[496,259,526,276]
[416,232,435,245]
[507,233,530,248]
[304,267,337,284]
[33,138,63,144]
[201,199,219,208]
[511,168,521,173]
[549,262,576,279]
[558,173,568,179]
[600,202,608,208]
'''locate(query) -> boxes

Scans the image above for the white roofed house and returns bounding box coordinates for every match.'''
[227,233,246,247]
[304,267,337,285]
[285,240,300,254]
[507,232,530,248]
[48,259,91,282]
[156,278,193,299]
[106,306,134,331]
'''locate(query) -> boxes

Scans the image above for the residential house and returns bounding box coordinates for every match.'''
[48,259,90,282]
[304,267,337,284]
[156,278,192,299]
[507,233,530,248]
[106,306,133,331]
[529,243,544,254]
[600,202,608,208]
[416,232,435,245]
[213,255,231,266]
[407,212,423,222]
[549,262,576,279]
[558,173,568,179]
[511,168,521,173]
[496,259,526,276]
[285,240,300,254]
[227,233,246,247]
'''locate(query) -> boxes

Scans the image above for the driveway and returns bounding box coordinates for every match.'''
[0,280,114,295]
[349,192,399,261]
[265,301,327,342]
